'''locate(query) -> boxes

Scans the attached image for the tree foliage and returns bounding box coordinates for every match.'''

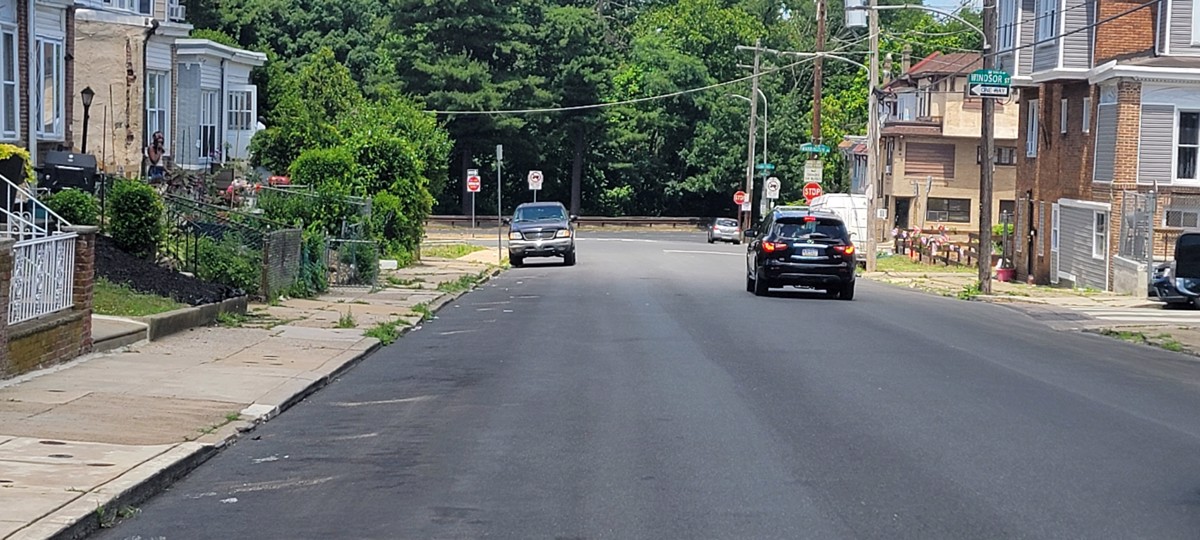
[198,0,980,217]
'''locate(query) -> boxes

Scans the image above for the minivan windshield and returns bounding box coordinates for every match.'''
[773,217,848,242]
[514,205,567,222]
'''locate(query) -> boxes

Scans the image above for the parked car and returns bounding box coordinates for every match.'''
[1149,231,1200,307]
[708,217,741,244]
[506,201,577,267]
[745,207,856,299]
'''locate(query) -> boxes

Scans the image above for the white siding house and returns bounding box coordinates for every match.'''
[173,39,265,169]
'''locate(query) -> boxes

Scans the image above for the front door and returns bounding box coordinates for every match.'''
[894,197,912,230]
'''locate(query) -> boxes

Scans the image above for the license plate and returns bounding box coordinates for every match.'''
[801,248,818,257]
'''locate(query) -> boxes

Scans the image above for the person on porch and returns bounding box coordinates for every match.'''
[145,132,166,182]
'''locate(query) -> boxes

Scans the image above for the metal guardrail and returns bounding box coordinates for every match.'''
[427,215,709,229]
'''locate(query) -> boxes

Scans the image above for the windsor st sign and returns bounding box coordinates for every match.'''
[968,69,1011,99]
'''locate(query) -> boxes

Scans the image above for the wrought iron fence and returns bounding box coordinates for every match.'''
[9,233,76,325]
[0,173,73,241]
[1119,191,1155,262]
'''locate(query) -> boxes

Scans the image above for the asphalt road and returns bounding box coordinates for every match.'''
[98,232,1200,539]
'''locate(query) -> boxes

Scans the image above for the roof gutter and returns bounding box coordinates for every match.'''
[141,18,158,164]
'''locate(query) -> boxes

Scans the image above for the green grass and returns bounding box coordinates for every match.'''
[92,279,184,317]
[364,318,407,345]
[216,311,247,328]
[956,281,983,300]
[412,302,434,322]
[386,276,426,288]
[336,309,357,329]
[436,272,484,293]
[422,243,487,259]
[875,254,975,274]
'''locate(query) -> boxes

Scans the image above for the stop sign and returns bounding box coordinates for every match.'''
[803,182,823,203]
[733,191,748,205]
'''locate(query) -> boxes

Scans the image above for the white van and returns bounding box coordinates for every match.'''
[807,194,867,261]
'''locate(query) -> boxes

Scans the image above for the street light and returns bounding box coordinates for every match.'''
[80,86,94,154]
[728,91,768,172]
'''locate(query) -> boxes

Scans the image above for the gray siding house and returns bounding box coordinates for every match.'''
[173,40,266,169]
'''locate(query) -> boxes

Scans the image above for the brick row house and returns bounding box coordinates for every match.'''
[878,52,1021,234]
[36,0,267,175]
[1001,0,1199,292]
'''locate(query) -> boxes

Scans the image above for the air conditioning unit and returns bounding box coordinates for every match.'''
[168,3,185,21]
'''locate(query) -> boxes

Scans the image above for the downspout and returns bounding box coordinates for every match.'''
[219,58,225,166]
[26,0,35,167]
[141,18,159,169]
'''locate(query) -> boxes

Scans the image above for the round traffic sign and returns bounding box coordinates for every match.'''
[733,191,748,205]
[802,182,823,203]
[467,175,481,193]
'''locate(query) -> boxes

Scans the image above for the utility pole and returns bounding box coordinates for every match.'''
[864,0,880,272]
[742,39,762,232]
[813,0,826,151]
[978,0,996,293]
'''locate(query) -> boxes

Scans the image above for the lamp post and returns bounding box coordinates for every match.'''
[729,91,768,176]
[80,86,94,154]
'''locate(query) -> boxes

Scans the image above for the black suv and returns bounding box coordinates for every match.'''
[507,202,577,267]
[745,208,856,299]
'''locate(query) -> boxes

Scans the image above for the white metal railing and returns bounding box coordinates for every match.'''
[9,232,76,325]
[0,173,73,242]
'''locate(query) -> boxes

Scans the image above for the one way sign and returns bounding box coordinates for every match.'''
[969,84,1010,98]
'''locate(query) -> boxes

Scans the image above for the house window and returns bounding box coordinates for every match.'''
[998,0,1018,52]
[227,90,252,130]
[977,146,1018,165]
[1166,209,1200,228]
[1035,0,1058,42]
[200,90,219,162]
[0,26,16,139]
[103,0,152,15]
[1082,97,1091,133]
[146,71,168,147]
[35,37,63,139]
[1026,99,1039,158]
[1060,98,1068,134]
[1093,211,1108,259]
[1179,111,1200,180]
[926,197,971,223]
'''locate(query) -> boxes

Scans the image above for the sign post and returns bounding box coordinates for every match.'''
[496,145,503,265]
[528,170,543,202]
[466,169,481,238]
[967,69,1011,99]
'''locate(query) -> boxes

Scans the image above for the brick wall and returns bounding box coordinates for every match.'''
[0,226,97,379]
[1015,82,1098,284]
[1095,0,1157,64]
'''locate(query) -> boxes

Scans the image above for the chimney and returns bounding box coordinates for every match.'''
[901,44,912,75]
[883,53,894,82]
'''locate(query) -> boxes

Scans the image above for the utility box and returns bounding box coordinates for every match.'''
[845,0,866,28]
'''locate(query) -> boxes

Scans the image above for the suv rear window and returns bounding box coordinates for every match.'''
[716,218,738,227]
[773,217,848,242]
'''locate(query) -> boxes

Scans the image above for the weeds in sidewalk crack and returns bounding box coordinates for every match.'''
[337,309,357,329]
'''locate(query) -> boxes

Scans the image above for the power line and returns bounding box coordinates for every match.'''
[426,56,821,116]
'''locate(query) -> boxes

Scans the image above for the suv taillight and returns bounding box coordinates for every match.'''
[762,241,789,253]
[832,245,856,256]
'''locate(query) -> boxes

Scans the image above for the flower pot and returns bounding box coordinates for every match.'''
[995,267,1015,282]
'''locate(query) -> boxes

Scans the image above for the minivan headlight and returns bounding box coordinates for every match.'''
[509,232,523,240]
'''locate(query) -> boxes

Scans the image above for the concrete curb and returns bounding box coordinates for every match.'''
[36,267,505,540]
[133,296,249,341]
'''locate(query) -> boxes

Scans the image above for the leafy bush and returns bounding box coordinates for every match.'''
[992,223,1014,237]
[257,185,363,237]
[195,234,261,294]
[289,146,357,191]
[338,241,378,286]
[44,189,99,226]
[108,180,164,259]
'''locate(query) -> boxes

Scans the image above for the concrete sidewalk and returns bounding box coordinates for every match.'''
[865,271,1156,309]
[0,250,502,540]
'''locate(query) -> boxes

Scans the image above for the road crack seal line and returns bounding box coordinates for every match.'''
[227,476,336,495]
[331,395,436,407]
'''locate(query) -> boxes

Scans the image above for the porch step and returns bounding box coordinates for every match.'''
[91,316,148,353]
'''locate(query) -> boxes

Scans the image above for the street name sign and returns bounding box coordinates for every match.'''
[968,69,1011,99]
[800,143,831,154]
